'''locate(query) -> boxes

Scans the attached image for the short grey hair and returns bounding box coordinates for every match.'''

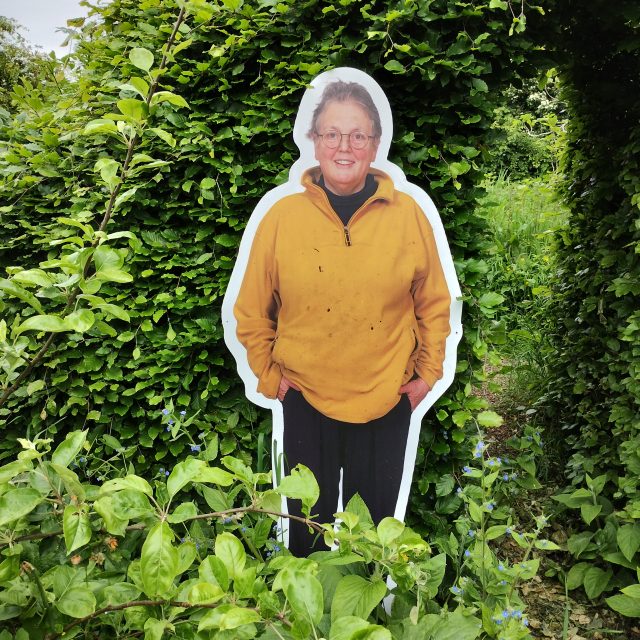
[308,80,382,139]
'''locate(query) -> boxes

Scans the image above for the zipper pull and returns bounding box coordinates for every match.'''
[344,226,352,246]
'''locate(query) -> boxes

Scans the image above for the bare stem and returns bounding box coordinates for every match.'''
[0,505,324,548]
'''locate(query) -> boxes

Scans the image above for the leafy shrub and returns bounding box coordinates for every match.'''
[0,430,554,639]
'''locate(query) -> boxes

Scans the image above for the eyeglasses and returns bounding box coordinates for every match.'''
[315,129,376,150]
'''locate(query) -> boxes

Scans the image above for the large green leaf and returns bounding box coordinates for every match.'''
[330,617,392,640]
[100,475,153,497]
[56,587,96,618]
[377,517,405,546]
[63,505,92,554]
[129,47,154,71]
[214,532,246,580]
[605,593,640,617]
[51,431,87,468]
[583,566,612,599]
[331,575,386,623]
[16,314,68,335]
[167,458,207,498]
[282,568,324,625]
[198,604,260,631]
[0,488,43,527]
[140,522,179,598]
[276,464,319,516]
[617,524,640,562]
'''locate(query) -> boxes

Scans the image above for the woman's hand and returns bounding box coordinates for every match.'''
[277,376,301,401]
[398,378,431,411]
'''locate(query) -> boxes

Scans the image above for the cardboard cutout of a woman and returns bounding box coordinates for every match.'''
[222,68,462,556]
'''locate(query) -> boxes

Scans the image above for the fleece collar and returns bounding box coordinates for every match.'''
[301,167,395,211]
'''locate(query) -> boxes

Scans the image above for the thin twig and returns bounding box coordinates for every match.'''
[0,505,324,548]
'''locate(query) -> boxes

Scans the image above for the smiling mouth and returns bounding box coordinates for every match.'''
[335,160,354,166]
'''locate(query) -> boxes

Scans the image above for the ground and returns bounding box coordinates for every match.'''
[480,365,639,640]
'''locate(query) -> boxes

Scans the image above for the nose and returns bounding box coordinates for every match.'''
[338,133,351,151]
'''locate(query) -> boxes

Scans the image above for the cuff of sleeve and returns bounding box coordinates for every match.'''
[257,362,282,399]
[415,364,442,390]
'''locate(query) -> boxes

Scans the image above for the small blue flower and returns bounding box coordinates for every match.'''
[241,526,247,532]
[505,527,512,535]
[266,551,272,558]
[523,618,529,627]
[166,426,171,432]
[79,457,86,463]
[468,529,475,537]
[195,542,200,549]
[456,486,462,494]
[503,457,509,464]
[498,563,505,571]
[180,410,186,416]
[274,545,281,552]
[495,618,502,625]
[477,441,484,449]
[165,470,170,476]
[486,502,494,511]
[190,444,201,452]
[463,466,472,473]
[180,537,186,543]
[162,409,170,415]
[502,610,509,618]
[168,420,174,425]
[513,610,522,619]
[488,459,495,466]
[474,451,482,458]
[503,473,509,481]
[223,517,232,524]
[464,550,471,557]
[500,580,507,585]
[497,457,501,463]
[159,467,164,472]
[451,586,462,595]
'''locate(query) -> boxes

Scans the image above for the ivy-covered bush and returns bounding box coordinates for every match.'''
[538,0,640,616]
[0,0,546,530]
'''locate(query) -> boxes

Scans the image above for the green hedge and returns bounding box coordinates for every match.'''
[0,0,546,531]
[538,0,640,609]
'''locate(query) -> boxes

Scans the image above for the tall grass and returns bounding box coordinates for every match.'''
[478,174,568,408]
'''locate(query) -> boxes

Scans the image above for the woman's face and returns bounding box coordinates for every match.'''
[313,100,379,196]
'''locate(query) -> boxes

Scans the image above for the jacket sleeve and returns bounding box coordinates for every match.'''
[233,218,282,398]
[411,207,452,389]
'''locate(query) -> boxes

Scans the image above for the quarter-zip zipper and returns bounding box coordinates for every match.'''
[314,183,381,247]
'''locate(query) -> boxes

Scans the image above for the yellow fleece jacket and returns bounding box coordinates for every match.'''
[234,168,451,423]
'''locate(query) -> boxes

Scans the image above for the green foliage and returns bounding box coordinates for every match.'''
[0,0,548,529]
[483,76,566,180]
[477,177,568,410]
[536,0,640,613]
[0,16,54,112]
[0,431,547,639]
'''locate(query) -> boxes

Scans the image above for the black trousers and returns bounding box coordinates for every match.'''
[282,390,412,557]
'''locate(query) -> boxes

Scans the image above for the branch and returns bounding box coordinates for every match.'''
[1,505,325,548]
